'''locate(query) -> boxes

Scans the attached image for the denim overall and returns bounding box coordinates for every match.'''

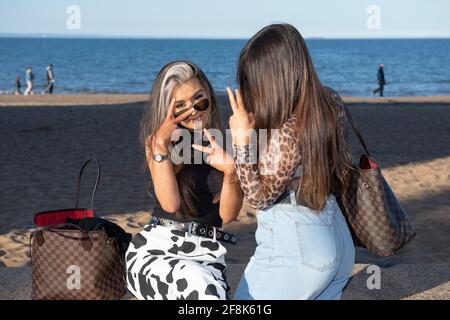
[233,191,355,300]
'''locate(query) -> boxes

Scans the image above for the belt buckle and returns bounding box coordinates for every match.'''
[187,222,197,235]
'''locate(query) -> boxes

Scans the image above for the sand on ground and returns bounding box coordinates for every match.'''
[0,94,449,299]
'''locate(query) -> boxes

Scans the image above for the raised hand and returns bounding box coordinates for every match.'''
[192,128,235,175]
[227,87,255,145]
[149,98,196,150]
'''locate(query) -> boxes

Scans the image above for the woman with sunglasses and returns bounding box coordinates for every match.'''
[125,61,243,300]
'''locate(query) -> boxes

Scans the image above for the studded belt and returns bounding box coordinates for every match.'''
[150,216,238,245]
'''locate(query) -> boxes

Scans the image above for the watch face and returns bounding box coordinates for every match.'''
[155,154,162,162]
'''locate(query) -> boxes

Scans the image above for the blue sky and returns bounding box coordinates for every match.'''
[1,0,449,38]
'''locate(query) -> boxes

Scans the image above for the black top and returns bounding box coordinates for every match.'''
[378,67,385,85]
[150,159,224,228]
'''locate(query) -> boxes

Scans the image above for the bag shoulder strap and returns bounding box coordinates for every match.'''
[322,85,371,157]
[342,105,371,157]
[75,158,101,209]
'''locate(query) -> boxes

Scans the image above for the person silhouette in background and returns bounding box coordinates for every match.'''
[24,67,34,96]
[373,64,386,97]
[15,76,21,95]
[43,64,55,94]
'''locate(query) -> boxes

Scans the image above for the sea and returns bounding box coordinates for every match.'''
[0,38,449,96]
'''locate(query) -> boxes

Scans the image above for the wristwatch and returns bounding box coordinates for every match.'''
[153,153,170,162]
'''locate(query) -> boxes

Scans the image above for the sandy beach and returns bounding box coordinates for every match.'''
[0,93,449,299]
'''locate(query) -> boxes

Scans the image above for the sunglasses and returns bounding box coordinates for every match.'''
[173,98,210,118]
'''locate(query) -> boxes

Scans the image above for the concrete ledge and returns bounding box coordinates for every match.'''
[1,263,448,300]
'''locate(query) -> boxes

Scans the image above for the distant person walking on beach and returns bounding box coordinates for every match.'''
[15,76,21,95]
[43,64,55,94]
[373,64,386,97]
[24,67,34,96]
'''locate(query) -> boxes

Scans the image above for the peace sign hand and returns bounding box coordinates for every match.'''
[149,98,196,149]
[192,129,235,175]
[227,87,255,145]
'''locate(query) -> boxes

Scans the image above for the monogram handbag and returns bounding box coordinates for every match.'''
[336,105,416,256]
[30,158,128,300]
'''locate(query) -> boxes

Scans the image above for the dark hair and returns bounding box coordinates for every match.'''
[140,60,221,218]
[238,23,351,211]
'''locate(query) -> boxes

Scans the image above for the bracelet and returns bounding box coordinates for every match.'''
[233,144,252,164]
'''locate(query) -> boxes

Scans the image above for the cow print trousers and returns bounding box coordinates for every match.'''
[125,223,230,300]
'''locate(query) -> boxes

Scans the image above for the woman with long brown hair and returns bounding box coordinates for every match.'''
[207,24,355,299]
[125,61,243,300]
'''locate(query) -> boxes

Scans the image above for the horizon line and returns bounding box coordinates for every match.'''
[1,33,450,41]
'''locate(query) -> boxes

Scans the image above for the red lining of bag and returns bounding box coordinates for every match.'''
[34,209,94,227]
[359,154,379,170]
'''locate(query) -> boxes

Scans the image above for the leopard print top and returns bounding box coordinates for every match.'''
[233,88,347,210]
[233,115,302,209]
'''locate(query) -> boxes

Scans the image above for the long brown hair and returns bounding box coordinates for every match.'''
[140,60,221,218]
[237,24,351,211]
